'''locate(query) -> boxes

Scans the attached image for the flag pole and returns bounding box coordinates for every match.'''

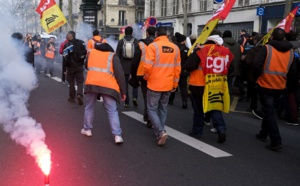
[66,22,72,31]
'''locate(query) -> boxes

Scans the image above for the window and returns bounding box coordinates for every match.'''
[150,0,155,16]
[119,11,126,26]
[173,0,179,15]
[137,11,144,22]
[186,0,192,13]
[199,0,207,12]
[161,0,167,17]
[119,0,127,6]
[135,0,144,6]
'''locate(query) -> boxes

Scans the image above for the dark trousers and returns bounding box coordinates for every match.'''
[169,76,188,102]
[67,67,84,99]
[62,61,66,82]
[190,91,205,135]
[125,74,138,105]
[258,89,282,145]
[44,58,54,75]
[236,75,246,96]
[285,90,298,122]
[138,76,149,121]
[248,82,258,110]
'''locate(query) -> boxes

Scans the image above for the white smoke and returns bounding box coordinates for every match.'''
[106,35,119,52]
[0,14,51,172]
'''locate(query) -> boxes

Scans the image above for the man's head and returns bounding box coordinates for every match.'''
[285,30,297,41]
[175,32,186,43]
[210,29,222,37]
[222,30,232,38]
[49,37,55,42]
[240,29,247,35]
[67,31,76,41]
[156,27,167,37]
[93,30,100,36]
[252,34,263,45]
[125,26,133,36]
[11,32,23,41]
[146,26,156,37]
[271,28,285,41]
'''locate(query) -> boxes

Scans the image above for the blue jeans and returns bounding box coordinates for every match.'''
[190,92,226,135]
[84,92,122,136]
[258,90,282,144]
[147,89,171,137]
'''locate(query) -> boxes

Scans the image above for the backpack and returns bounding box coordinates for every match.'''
[122,38,135,59]
[72,39,87,63]
[92,38,103,48]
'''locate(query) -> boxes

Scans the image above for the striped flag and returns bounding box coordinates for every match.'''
[261,5,299,45]
[188,0,236,56]
[36,0,67,33]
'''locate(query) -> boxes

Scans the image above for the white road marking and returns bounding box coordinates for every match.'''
[122,111,232,158]
[229,96,239,112]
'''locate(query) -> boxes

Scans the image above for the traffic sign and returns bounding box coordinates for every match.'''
[256,7,265,16]
[214,0,224,3]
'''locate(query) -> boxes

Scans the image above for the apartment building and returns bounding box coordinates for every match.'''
[145,0,300,40]
[97,0,145,37]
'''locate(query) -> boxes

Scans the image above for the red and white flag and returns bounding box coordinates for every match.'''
[210,0,236,21]
[276,5,299,33]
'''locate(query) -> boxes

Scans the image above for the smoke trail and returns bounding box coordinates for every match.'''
[0,11,51,174]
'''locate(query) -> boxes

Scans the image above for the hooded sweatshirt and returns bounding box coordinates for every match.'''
[223,37,242,76]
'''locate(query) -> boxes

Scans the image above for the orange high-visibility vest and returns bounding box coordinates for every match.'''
[87,36,106,52]
[257,44,293,90]
[85,49,120,93]
[45,43,55,59]
[137,42,147,76]
[144,36,181,91]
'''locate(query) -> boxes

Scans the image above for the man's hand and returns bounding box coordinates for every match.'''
[121,94,126,101]
[171,88,176,92]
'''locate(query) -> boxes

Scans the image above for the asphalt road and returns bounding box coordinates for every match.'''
[0,62,300,186]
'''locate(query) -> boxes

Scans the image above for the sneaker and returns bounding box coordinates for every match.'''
[252,110,263,120]
[115,135,124,144]
[62,81,66,85]
[146,121,153,128]
[204,121,210,126]
[255,134,267,142]
[77,95,83,106]
[210,128,217,133]
[157,132,168,146]
[188,131,202,139]
[218,132,226,143]
[265,143,283,151]
[124,104,130,108]
[81,129,92,137]
[285,120,299,126]
[68,98,75,103]
[132,98,138,106]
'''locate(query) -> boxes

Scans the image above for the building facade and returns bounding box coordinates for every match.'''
[144,0,300,40]
[97,0,145,38]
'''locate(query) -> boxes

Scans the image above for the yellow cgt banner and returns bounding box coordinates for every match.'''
[40,4,67,33]
[203,74,230,113]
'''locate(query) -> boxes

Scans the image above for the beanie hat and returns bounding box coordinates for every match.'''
[222,30,232,38]
[175,32,186,43]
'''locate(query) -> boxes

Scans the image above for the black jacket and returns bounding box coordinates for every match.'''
[116,35,141,75]
[24,41,35,65]
[176,43,189,77]
[253,40,296,93]
[63,39,85,69]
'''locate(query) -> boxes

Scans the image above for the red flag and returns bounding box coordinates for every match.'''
[276,5,299,33]
[36,0,56,17]
[210,0,236,21]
